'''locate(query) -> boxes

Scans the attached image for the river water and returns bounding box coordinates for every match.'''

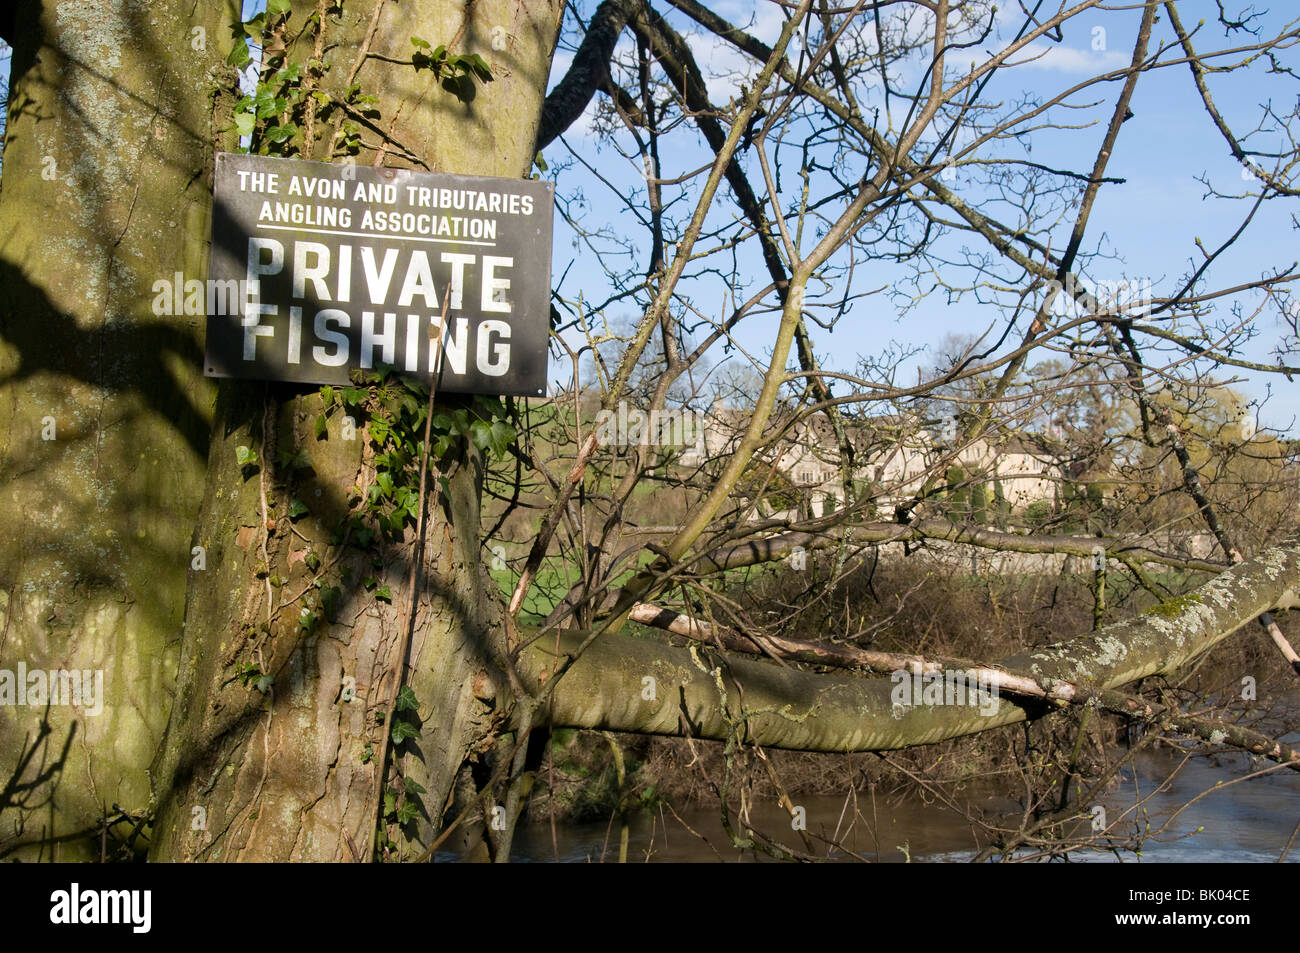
[508,743,1300,862]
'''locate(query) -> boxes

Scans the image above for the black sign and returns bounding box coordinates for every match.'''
[204,152,553,396]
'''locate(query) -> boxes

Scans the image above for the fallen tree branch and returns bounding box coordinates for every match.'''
[627,600,1300,771]
[520,537,1300,754]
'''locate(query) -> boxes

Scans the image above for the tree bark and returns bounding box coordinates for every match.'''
[148,0,563,862]
[0,0,236,860]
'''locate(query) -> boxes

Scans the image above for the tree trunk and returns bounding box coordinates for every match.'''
[148,0,563,862]
[0,0,235,859]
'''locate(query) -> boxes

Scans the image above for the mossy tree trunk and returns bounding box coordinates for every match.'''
[147,0,564,862]
[0,0,236,860]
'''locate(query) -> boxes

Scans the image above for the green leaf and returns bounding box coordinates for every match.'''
[227,41,252,68]
[314,413,328,440]
[403,776,427,796]
[288,498,310,520]
[266,0,291,16]
[320,385,335,405]
[254,675,274,693]
[489,420,515,458]
[463,52,493,82]
[320,585,341,620]
[396,800,419,825]
[410,35,431,49]
[233,111,256,137]
[383,790,397,816]
[265,123,296,144]
[277,447,312,471]
[391,720,418,744]
[374,585,392,603]
[469,419,492,451]
[235,445,258,466]
[395,684,419,713]
[304,551,322,572]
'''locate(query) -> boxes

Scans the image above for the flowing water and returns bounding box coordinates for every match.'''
[507,742,1300,862]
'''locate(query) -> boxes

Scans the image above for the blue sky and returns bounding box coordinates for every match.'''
[3,3,1296,432]
[545,2,1300,434]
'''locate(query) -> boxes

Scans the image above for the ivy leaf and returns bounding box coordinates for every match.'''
[395,684,419,713]
[396,800,419,825]
[383,790,397,816]
[233,111,256,137]
[227,41,252,68]
[313,413,328,440]
[235,445,258,466]
[288,498,309,520]
[391,720,418,744]
[320,585,340,620]
[403,776,427,797]
[304,550,322,572]
[460,52,494,83]
[266,0,291,16]
[469,419,492,451]
[374,585,392,603]
[489,421,515,458]
[278,447,313,471]
[264,123,296,144]
[410,35,431,49]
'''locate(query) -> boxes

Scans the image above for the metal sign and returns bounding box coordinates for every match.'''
[204,152,553,396]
